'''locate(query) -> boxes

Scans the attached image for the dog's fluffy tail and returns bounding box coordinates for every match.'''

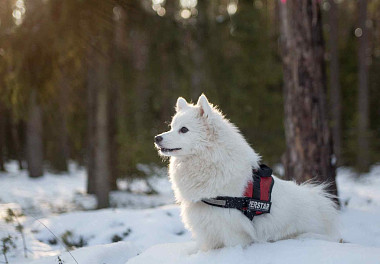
[301,181,341,240]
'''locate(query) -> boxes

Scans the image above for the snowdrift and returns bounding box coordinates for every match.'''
[27,241,140,264]
[126,239,380,264]
[2,164,380,264]
[27,238,380,264]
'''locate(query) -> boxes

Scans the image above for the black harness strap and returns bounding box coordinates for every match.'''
[201,164,275,221]
[252,173,261,200]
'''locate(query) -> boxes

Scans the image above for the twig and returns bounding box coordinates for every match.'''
[30,216,79,264]
[2,253,7,264]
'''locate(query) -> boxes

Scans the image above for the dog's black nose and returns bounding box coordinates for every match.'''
[155,136,163,143]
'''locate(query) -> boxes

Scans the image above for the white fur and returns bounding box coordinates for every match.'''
[155,94,340,251]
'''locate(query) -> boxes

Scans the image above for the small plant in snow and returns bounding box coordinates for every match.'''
[57,255,64,264]
[48,237,58,245]
[111,234,122,243]
[1,235,16,264]
[4,208,28,258]
[111,227,132,243]
[61,231,87,249]
[122,228,132,237]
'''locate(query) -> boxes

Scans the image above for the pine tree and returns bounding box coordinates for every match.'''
[278,0,338,198]
[357,0,370,172]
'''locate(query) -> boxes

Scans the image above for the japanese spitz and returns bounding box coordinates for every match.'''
[155,94,339,251]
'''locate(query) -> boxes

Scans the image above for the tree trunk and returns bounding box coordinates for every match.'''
[26,90,43,178]
[191,0,208,99]
[159,1,177,124]
[357,0,370,173]
[131,29,149,142]
[159,49,171,124]
[108,4,128,191]
[86,40,111,207]
[10,118,23,170]
[278,0,338,198]
[94,60,111,208]
[52,70,70,172]
[328,0,342,166]
[86,3,112,207]
[86,46,97,195]
[108,82,118,191]
[0,102,6,171]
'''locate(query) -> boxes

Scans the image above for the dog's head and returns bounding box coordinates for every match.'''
[154,94,216,157]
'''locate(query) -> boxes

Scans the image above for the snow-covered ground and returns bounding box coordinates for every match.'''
[0,162,88,216]
[1,162,380,264]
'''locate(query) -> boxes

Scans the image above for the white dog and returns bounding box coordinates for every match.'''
[155,94,339,251]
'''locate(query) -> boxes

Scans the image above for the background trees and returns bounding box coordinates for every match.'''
[278,0,337,196]
[328,0,342,166]
[0,0,380,205]
[357,0,370,172]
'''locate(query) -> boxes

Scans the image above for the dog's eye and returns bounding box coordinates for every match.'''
[179,127,189,133]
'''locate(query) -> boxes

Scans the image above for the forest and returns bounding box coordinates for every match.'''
[1,0,380,206]
[1,1,380,263]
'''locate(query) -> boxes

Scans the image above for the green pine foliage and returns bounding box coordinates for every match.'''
[0,0,379,180]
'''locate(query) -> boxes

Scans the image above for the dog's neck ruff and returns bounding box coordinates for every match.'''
[201,164,275,221]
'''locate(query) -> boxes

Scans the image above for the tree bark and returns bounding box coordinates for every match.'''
[86,40,111,207]
[159,48,172,124]
[357,0,370,173]
[95,74,111,208]
[108,4,129,191]
[108,83,118,191]
[159,0,177,124]
[26,90,43,178]
[131,29,149,142]
[0,102,6,171]
[10,118,23,170]
[190,0,208,99]
[328,0,342,166]
[278,0,338,198]
[86,1,112,207]
[52,70,70,172]
[86,46,97,195]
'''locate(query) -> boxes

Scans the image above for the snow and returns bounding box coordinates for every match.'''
[337,166,380,247]
[128,239,380,264]
[28,242,140,264]
[31,206,190,251]
[1,162,380,264]
[0,161,174,216]
[0,161,88,216]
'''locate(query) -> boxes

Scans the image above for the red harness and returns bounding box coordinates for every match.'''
[202,164,275,220]
[243,165,274,217]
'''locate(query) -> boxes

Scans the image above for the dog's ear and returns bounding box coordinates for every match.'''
[176,97,188,112]
[197,94,212,118]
